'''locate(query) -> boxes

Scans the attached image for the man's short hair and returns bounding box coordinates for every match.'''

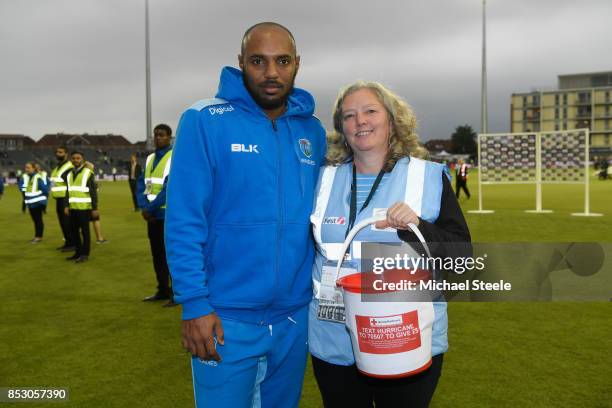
[57,145,68,152]
[240,22,296,56]
[154,123,172,137]
[71,150,85,157]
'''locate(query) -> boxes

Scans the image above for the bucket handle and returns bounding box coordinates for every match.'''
[334,214,432,283]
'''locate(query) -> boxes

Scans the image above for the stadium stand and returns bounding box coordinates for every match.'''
[0,133,149,180]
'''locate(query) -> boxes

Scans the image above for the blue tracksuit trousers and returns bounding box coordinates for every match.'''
[190,305,308,408]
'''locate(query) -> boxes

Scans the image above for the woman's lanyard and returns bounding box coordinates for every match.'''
[345,164,386,238]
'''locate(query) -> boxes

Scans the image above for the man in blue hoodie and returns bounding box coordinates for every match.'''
[165,22,326,407]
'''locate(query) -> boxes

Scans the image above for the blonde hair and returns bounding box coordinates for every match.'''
[326,81,428,172]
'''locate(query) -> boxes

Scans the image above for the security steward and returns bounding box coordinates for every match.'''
[23,162,49,243]
[138,123,175,307]
[19,170,30,213]
[455,159,471,199]
[64,151,98,263]
[50,146,74,251]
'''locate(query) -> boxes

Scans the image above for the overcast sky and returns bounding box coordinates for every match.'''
[1,0,611,143]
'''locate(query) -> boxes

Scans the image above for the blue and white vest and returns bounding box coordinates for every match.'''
[308,156,449,365]
[24,173,48,207]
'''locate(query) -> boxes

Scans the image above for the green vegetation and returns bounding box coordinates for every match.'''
[0,175,610,407]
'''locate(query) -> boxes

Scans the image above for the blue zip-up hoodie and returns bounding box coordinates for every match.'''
[166,66,327,323]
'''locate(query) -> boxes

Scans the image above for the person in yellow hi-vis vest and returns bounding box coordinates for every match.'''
[64,151,98,263]
[23,162,49,243]
[49,145,74,251]
[138,123,175,307]
[35,164,48,185]
[19,169,31,213]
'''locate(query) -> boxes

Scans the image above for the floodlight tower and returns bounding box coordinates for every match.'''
[470,0,494,214]
[481,0,488,135]
[145,0,153,151]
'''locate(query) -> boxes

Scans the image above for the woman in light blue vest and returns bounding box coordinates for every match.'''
[309,81,471,407]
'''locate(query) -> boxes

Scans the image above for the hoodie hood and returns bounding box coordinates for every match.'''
[215,66,316,119]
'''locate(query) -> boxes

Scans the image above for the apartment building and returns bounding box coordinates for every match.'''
[510,71,612,154]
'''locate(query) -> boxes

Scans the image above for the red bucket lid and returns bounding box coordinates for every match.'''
[337,268,432,294]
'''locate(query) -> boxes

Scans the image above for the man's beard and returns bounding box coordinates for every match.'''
[242,70,296,111]
[56,155,66,162]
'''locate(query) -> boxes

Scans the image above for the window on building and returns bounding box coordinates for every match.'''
[577,91,590,104]
[578,107,590,118]
[555,94,560,105]
[563,121,567,130]
[563,108,567,118]
[563,94,567,105]
[555,124,559,131]
[592,75,608,87]
[533,94,540,106]
[555,108,559,119]
[605,91,610,103]
[522,96,527,107]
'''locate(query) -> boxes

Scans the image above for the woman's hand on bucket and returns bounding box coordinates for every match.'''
[182,312,225,361]
[374,202,420,230]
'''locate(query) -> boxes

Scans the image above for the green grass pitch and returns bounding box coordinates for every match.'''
[0,174,610,407]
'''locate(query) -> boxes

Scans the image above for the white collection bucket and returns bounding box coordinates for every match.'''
[334,216,435,378]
